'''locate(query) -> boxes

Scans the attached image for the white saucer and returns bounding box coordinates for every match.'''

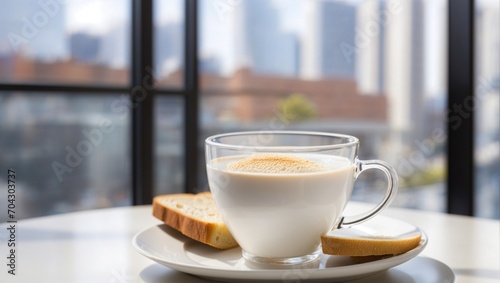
[133,216,429,282]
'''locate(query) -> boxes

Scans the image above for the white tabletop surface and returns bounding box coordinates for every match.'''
[0,203,499,283]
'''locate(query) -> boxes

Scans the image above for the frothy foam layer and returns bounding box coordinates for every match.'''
[226,154,329,174]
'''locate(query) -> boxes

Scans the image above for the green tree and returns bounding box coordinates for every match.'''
[278,93,317,123]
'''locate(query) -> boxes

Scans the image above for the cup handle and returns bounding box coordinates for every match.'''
[337,158,398,229]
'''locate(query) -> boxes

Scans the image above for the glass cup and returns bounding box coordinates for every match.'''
[205,131,398,265]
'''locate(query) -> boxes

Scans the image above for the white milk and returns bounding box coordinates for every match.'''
[207,154,355,258]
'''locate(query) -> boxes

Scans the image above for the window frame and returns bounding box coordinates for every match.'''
[0,0,478,216]
[447,0,475,215]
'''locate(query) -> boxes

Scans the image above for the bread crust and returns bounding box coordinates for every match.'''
[152,193,238,249]
[321,233,421,256]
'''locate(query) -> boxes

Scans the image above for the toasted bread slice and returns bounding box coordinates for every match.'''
[321,228,421,257]
[152,192,238,249]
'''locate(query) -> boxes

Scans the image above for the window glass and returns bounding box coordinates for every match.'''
[474,0,499,219]
[154,96,184,195]
[0,93,131,221]
[0,0,131,85]
[199,0,448,212]
[154,0,185,88]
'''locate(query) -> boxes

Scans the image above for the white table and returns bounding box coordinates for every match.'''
[0,203,498,283]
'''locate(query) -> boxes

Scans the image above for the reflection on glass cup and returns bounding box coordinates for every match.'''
[206,131,398,265]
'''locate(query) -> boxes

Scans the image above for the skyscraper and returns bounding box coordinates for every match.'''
[475,5,500,86]
[301,0,356,80]
[475,3,500,140]
[233,0,298,76]
[70,32,100,63]
[384,0,425,142]
[356,0,385,95]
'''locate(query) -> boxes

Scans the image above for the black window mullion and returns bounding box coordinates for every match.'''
[184,0,199,193]
[131,0,154,205]
[447,0,475,215]
[154,90,187,96]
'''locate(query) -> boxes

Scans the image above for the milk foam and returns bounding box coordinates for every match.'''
[226,154,329,174]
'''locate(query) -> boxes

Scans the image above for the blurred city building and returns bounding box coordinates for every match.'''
[233,0,299,76]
